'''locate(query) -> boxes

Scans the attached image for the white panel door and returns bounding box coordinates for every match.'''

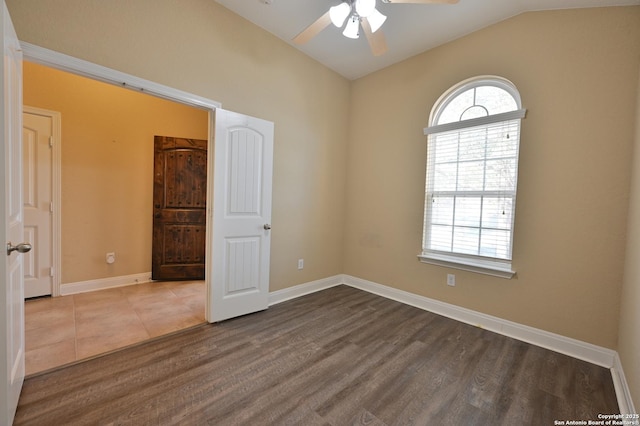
[210,109,273,322]
[0,2,26,424]
[23,111,53,298]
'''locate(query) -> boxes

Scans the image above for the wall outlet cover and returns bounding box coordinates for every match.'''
[447,274,455,286]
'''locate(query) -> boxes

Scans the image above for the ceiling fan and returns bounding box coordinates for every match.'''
[293,0,459,56]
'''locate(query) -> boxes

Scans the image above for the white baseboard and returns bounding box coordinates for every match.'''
[611,353,637,415]
[58,272,635,412]
[60,272,152,296]
[269,275,343,306]
[342,275,616,368]
[266,274,634,413]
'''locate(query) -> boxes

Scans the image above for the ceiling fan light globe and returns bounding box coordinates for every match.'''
[343,16,360,39]
[355,0,376,18]
[329,2,351,27]
[368,8,387,33]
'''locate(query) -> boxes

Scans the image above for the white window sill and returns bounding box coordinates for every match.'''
[418,252,516,279]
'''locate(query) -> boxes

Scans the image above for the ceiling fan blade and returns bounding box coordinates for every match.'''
[293,10,332,45]
[361,18,388,57]
[381,0,459,4]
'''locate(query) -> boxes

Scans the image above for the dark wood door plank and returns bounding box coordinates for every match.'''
[152,136,207,280]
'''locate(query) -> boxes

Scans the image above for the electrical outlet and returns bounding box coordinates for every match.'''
[447,274,455,286]
[297,259,304,270]
[106,252,116,264]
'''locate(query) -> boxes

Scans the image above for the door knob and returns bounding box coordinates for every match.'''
[6,242,32,256]
[263,224,271,230]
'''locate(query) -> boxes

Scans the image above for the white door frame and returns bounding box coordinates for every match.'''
[21,42,222,321]
[23,106,61,297]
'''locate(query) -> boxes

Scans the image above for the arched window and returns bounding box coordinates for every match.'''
[420,76,526,278]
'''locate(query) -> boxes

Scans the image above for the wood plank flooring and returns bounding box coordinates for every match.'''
[14,285,618,425]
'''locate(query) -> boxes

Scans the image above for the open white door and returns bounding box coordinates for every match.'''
[0,2,25,424]
[209,109,274,322]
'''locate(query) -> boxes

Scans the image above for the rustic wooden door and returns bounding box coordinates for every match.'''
[152,136,207,281]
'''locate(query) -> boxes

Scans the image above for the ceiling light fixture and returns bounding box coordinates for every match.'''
[367,8,387,33]
[293,0,457,57]
[330,0,387,40]
[329,2,351,27]
[343,15,360,39]
[355,0,375,18]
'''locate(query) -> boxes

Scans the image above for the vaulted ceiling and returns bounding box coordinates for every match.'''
[215,0,640,80]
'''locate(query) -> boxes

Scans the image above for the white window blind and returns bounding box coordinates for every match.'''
[424,119,520,260]
[420,77,525,277]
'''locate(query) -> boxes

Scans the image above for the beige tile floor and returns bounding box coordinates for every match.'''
[24,280,206,376]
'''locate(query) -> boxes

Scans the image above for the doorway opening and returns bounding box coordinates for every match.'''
[22,60,211,374]
[19,42,274,375]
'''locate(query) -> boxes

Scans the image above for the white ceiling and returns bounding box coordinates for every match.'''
[215,0,640,80]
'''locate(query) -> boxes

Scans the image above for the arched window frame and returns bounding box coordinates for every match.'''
[420,76,526,278]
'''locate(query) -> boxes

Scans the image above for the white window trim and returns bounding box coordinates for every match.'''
[418,252,516,279]
[429,76,523,125]
[423,109,526,136]
[420,76,524,279]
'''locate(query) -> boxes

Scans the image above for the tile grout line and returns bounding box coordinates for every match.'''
[128,290,154,341]
[24,281,206,374]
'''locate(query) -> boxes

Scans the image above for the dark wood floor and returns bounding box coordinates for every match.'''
[15,285,618,425]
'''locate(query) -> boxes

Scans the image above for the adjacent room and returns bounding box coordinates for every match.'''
[22,62,209,374]
[2,0,639,424]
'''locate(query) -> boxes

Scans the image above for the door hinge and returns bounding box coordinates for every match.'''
[49,136,54,148]
[50,267,54,277]
[50,202,54,213]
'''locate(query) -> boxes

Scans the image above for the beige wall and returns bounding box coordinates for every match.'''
[8,0,351,290]
[23,62,208,284]
[8,0,640,398]
[344,7,640,349]
[619,66,640,410]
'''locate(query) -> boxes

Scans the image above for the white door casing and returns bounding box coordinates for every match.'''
[210,109,274,322]
[0,2,25,424]
[23,108,59,298]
